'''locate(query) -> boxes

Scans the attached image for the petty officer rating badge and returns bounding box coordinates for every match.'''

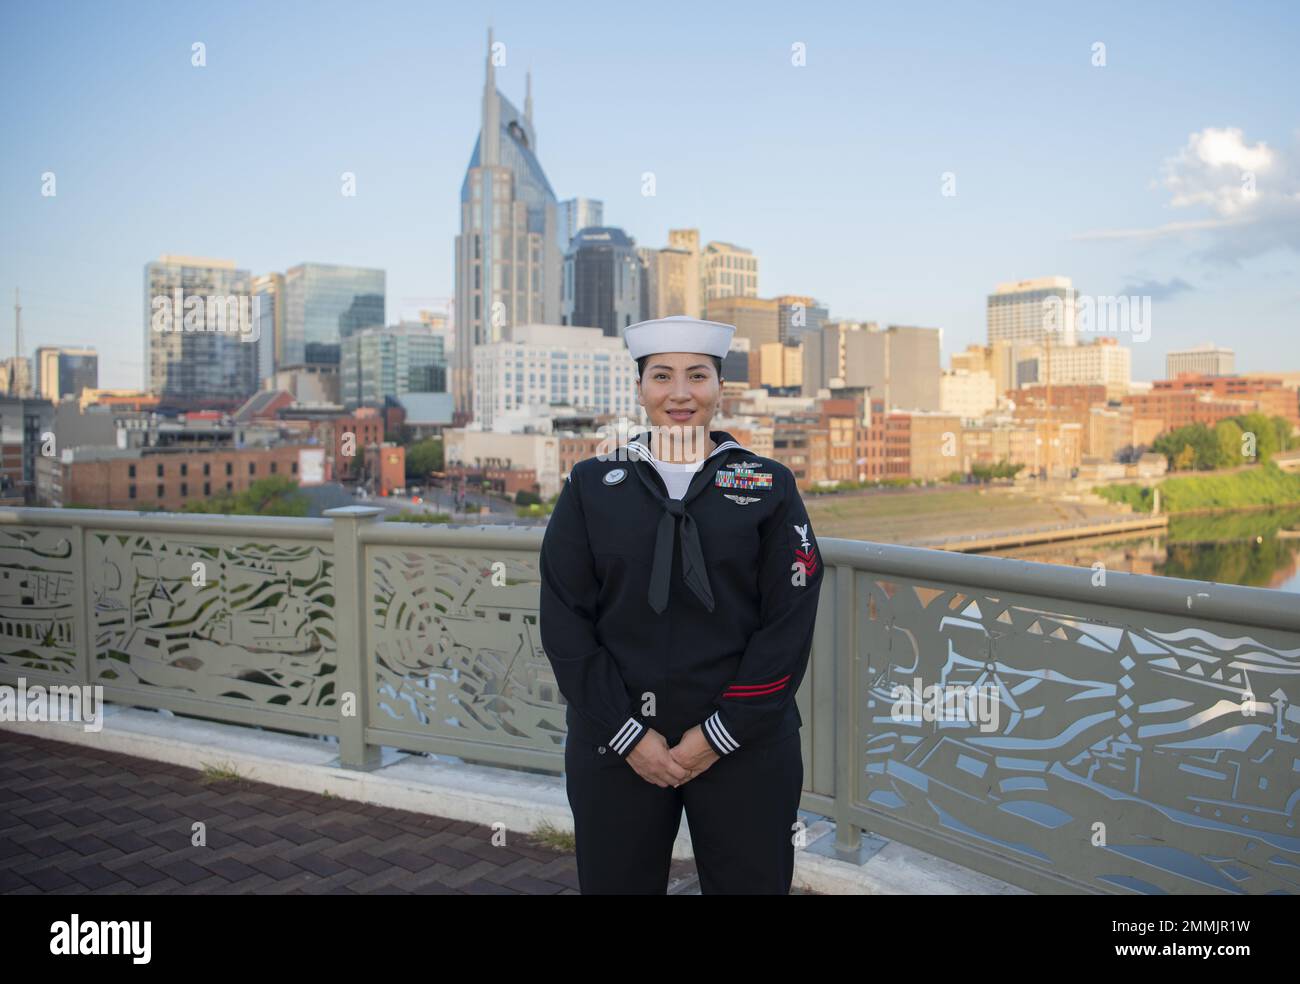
[793,522,819,582]
[714,461,773,491]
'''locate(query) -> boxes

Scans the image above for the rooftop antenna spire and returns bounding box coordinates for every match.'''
[11,287,21,397]
[482,26,500,166]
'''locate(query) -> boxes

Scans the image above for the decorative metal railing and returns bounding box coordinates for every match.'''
[1,506,1296,894]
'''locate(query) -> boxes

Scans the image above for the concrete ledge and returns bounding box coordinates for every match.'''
[1,705,1028,895]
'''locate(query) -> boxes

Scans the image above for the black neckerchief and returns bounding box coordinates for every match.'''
[623,428,753,614]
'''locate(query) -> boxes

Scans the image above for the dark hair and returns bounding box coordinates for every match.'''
[636,355,723,381]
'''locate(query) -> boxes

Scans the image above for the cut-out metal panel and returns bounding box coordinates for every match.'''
[368,545,563,748]
[0,527,78,677]
[859,578,1300,894]
[88,531,337,714]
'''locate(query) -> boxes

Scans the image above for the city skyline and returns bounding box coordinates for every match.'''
[3,0,1298,390]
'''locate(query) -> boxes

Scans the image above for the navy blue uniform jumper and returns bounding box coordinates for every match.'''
[538,428,825,893]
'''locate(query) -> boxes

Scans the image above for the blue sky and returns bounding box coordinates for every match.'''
[2,0,1298,389]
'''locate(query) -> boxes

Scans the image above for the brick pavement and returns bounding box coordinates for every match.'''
[0,730,816,895]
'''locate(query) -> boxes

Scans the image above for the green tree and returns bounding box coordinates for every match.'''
[1236,412,1281,464]
[1155,416,1296,471]
[1276,416,1296,454]
[970,459,1024,482]
[183,475,309,516]
[386,509,452,524]
[1153,424,1217,470]
[1214,418,1244,468]
[405,438,442,479]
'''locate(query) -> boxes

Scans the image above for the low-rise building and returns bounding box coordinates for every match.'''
[36,445,321,510]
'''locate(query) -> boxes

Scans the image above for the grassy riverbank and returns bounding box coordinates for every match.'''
[803,485,1127,544]
[1095,462,1300,514]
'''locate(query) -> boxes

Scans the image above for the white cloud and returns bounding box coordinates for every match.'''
[1162,126,1277,217]
[1074,126,1300,262]
[1071,217,1234,241]
[1184,127,1273,171]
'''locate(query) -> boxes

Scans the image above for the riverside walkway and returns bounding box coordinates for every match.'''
[1,729,787,895]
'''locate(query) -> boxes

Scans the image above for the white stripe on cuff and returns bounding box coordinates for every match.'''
[704,711,739,754]
[611,716,643,754]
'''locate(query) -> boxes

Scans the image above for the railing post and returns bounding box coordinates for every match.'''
[325,505,383,770]
[72,521,95,689]
[833,561,865,856]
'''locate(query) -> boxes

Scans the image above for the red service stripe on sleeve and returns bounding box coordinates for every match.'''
[725,674,791,691]
[723,674,791,697]
[724,682,787,697]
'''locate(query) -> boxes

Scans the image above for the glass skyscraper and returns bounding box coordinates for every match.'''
[282,262,386,368]
[987,276,1078,347]
[35,347,98,401]
[339,322,447,409]
[143,255,257,403]
[560,197,603,251]
[453,28,563,419]
[252,272,284,384]
[776,295,829,347]
[562,227,647,336]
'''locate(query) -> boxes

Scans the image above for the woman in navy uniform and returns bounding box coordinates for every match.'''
[539,315,825,894]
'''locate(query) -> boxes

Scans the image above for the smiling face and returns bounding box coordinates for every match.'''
[635,351,724,460]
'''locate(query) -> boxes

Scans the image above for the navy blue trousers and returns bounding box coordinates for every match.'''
[564,729,804,894]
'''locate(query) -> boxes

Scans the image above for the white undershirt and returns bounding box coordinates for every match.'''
[652,458,705,499]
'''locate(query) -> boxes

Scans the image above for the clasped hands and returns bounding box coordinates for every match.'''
[625,725,719,788]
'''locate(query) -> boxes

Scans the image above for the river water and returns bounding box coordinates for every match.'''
[989,505,1300,593]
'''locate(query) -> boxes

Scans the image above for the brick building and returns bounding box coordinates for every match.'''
[36,445,314,510]
[1155,374,1298,428]
[363,443,406,497]
[1122,389,1258,433]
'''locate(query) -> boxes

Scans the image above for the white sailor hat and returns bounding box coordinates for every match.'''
[623,315,735,361]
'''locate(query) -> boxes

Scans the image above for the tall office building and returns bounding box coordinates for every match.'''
[940,369,998,420]
[701,241,758,300]
[282,262,385,368]
[339,322,447,409]
[657,246,701,320]
[775,295,828,346]
[988,340,1037,399]
[722,336,751,386]
[252,272,285,384]
[560,198,603,251]
[804,321,940,410]
[453,28,563,420]
[636,247,660,320]
[987,276,1078,347]
[1015,337,1132,401]
[705,296,779,347]
[664,229,702,318]
[1168,344,1234,378]
[563,227,647,335]
[0,397,54,503]
[757,342,804,389]
[638,228,702,320]
[877,325,942,411]
[471,323,638,429]
[144,255,257,402]
[35,347,98,401]
[803,319,871,395]
[668,229,700,252]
